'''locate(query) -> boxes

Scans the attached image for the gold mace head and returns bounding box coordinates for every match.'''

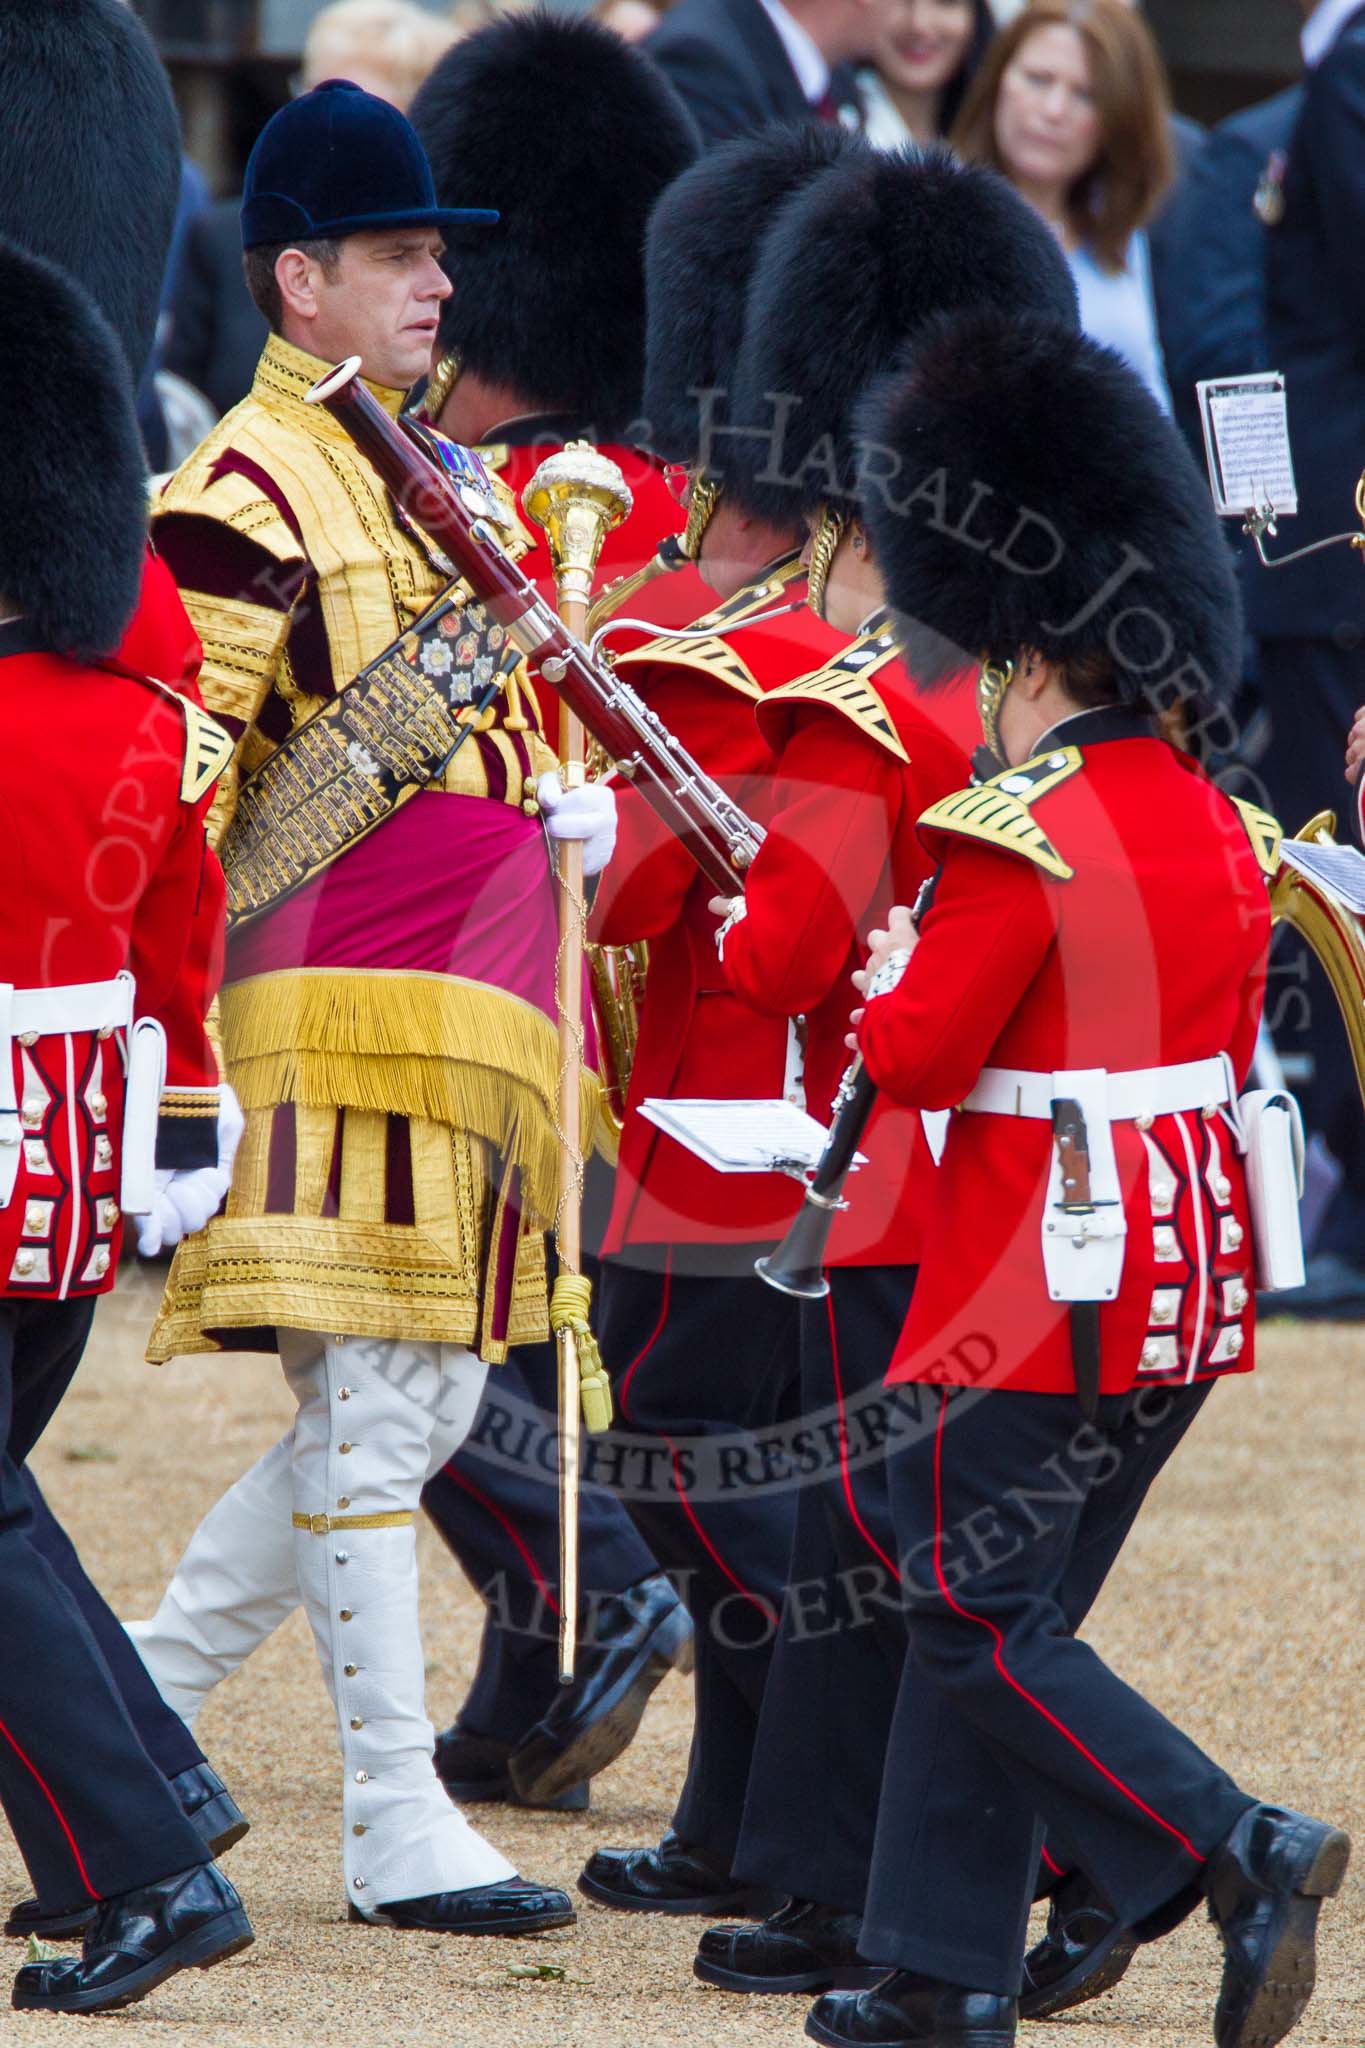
[523,441,634,611]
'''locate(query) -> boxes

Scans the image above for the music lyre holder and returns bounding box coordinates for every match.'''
[1244,476,1365,570]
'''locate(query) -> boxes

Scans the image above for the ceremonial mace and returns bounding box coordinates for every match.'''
[523,445,633,1683]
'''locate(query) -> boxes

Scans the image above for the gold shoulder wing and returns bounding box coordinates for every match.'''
[615,629,762,700]
[918,747,1082,881]
[126,675,236,805]
[180,702,237,804]
[1229,796,1283,879]
[762,626,908,761]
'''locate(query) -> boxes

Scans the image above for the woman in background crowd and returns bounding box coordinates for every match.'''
[860,0,992,146]
[952,0,1174,407]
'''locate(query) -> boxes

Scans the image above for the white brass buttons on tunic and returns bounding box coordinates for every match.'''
[1230,1284,1248,1313]
[93,1249,110,1278]
[17,1032,37,1048]
[335,1551,349,1564]
[13,1252,35,1276]
[1226,1221,1244,1249]
[21,1100,43,1129]
[1141,1342,1162,1368]
[23,1205,45,1235]
[1135,1114,1153,1131]
[1213,1176,1231,1203]
[1227,1329,1244,1356]
[1152,1299,1175,1324]
[337,1387,352,1400]
[354,1770,368,1784]
[90,1093,107,1119]
[101,1200,120,1229]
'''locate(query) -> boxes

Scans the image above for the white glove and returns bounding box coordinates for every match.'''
[537,772,617,877]
[136,1085,244,1258]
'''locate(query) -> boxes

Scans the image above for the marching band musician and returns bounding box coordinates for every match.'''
[402,9,705,1817]
[578,125,858,1919]
[0,238,252,2018]
[129,82,590,1937]
[807,311,1349,2048]
[0,0,252,1954]
[411,11,714,677]
[696,149,1083,2002]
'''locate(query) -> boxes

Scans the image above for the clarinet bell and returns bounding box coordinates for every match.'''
[755,1202,835,1299]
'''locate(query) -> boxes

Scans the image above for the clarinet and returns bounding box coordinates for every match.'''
[757,874,937,1299]
[306,357,763,897]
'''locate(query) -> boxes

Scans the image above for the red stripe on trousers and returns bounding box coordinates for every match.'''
[825,1289,901,1580]
[930,1390,1199,1861]
[0,1715,100,1900]
[619,1258,775,1626]
[447,1469,561,1620]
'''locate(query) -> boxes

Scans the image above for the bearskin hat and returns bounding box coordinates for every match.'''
[0,240,147,659]
[643,122,865,467]
[727,146,1078,526]
[858,310,1242,702]
[0,0,180,380]
[410,11,699,436]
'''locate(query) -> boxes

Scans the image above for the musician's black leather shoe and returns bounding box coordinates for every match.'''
[1204,1803,1350,2048]
[579,1829,774,1915]
[5,1760,248,1942]
[435,1724,589,1811]
[349,1878,576,1934]
[509,1572,692,1805]
[1018,1870,1137,2019]
[170,1761,250,1856]
[696,1898,889,1993]
[11,1863,252,2015]
[806,1970,1017,2046]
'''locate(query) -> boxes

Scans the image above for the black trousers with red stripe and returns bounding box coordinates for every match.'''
[422,1349,658,1741]
[0,1298,209,1908]
[733,1265,915,1918]
[860,1378,1253,1993]
[597,1256,801,1870]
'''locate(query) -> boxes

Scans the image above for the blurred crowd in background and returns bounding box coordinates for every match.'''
[136,0,1365,1304]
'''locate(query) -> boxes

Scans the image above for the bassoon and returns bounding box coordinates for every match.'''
[305,357,763,894]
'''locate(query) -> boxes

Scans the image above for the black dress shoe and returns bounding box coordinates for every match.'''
[806,1971,1017,2047]
[579,1829,774,1916]
[5,1759,249,1942]
[1018,1870,1138,2019]
[169,1762,250,1856]
[696,1897,889,1993]
[509,1573,692,1806]
[434,1725,589,1811]
[11,1863,252,2016]
[348,1877,576,1934]
[1204,1803,1350,2048]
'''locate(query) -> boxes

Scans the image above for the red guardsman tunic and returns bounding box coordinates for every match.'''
[589,557,844,1251]
[718,614,974,1267]
[858,714,1274,1394]
[0,566,226,1299]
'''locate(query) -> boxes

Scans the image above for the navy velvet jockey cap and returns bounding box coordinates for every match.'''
[241,79,498,250]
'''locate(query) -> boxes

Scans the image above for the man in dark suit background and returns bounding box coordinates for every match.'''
[642,0,881,142]
[1251,0,1365,1313]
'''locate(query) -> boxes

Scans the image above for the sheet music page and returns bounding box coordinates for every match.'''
[1197,373,1298,518]
[639,1097,852,1174]
[1280,839,1365,914]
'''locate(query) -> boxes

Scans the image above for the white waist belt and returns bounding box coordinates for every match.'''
[0,973,137,1208]
[962,1056,1232,1124]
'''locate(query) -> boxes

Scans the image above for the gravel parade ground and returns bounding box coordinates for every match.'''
[2,1267,1360,2048]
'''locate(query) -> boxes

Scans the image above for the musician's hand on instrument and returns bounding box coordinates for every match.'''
[537,772,618,875]
[858,904,918,989]
[845,1004,866,1053]
[1347,705,1365,785]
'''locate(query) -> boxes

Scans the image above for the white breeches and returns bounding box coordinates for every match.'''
[129,1332,512,1910]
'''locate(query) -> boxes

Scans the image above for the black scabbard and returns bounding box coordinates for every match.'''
[1069,1302,1101,1422]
